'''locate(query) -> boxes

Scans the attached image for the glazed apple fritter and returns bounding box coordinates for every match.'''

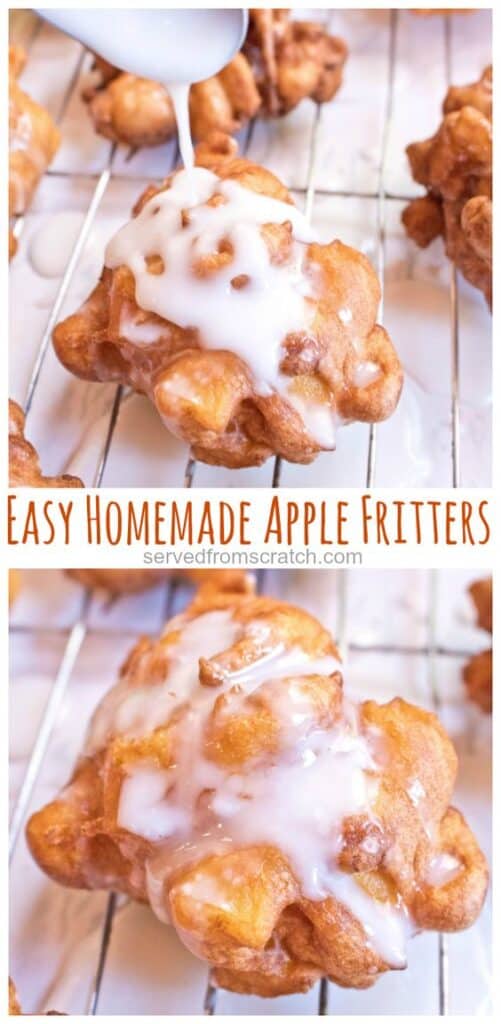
[27,584,487,998]
[53,134,402,470]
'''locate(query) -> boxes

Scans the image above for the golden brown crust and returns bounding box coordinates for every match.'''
[87,73,176,148]
[401,194,444,248]
[8,979,64,1016]
[403,66,492,305]
[9,979,21,1015]
[53,136,402,469]
[9,48,60,216]
[463,577,492,713]
[244,11,347,116]
[9,44,27,79]
[66,568,252,596]
[9,47,25,261]
[9,228,18,261]
[85,53,261,149]
[8,400,83,488]
[83,12,346,148]
[27,589,488,997]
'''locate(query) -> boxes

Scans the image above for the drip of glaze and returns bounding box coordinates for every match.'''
[425,852,462,887]
[327,872,411,968]
[168,83,194,174]
[36,8,246,175]
[286,390,340,448]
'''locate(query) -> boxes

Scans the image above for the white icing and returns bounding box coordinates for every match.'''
[10,110,33,152]
[106,167,317,391]
[338,306,353,326]
[225,647,339,694]
[87,610,240,752]
[28,212,87,279]
[119,768,188,842]
[169,83,194,173]
[407,778,426,807]
[104,166,341,444]
[352,360,381,389]
[286,389,338,448]
[407,778,434,840]
[120,719,376,892]
[89,606,411,968]
[188,724,376,898]
[327,872,410,968]
[88,607,341,756]
[118,312,163,346]
[425,852,461,888]
[121,702,410,967]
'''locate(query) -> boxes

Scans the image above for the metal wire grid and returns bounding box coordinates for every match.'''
[8,8,470,1013]
[9,567,463,1016]
[11,10,462,489]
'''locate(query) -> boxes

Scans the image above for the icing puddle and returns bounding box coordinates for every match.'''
[384,278,491,405]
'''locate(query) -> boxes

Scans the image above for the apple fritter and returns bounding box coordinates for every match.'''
[8,400,83,488]
[53,134,402,469]
[27,585,488,997]
[403,66,492,305]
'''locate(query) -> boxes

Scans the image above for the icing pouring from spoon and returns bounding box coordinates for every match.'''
[35,8,249,168]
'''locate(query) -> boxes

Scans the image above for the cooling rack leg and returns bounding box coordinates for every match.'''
[317,977,328,1015]
[272,456,282,488]
[438,933,449,1016]
[335,568,349,661]
[449,267,460,488]
[426,570,449,1015]
[92,384,124,487]
[9,592,92,862]
[184,456,196,489]
[366,8,398,487]
[204,976,218,1016]
[86,893,118,1015]
[442,17,461,488]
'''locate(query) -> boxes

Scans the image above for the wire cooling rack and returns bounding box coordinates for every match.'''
[9,568,492,1015]
[9,8,492,489]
